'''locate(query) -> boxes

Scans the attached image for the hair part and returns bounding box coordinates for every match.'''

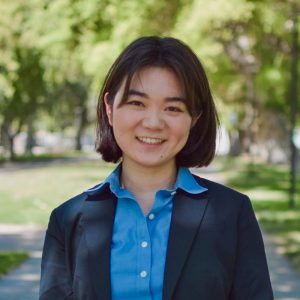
[96,36,219,168]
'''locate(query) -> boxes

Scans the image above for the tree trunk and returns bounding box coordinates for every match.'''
[8,134,16,161]
[2,120,23,161]
[25,117,35,154]
[228,130,242,156]
[75,104,88,151]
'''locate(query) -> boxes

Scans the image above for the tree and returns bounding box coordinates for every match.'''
[0,1,47,159]
[0,47,45,159]
[28,0,185,150]
[174,0,299,161]
[45,79,90,150]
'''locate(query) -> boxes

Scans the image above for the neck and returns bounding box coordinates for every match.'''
[121,161,177,192]
[120,160,177,213]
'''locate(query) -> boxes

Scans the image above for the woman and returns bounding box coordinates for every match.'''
[39,36,273,300]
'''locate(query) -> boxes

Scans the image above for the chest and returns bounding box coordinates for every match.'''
[110,196,173,300]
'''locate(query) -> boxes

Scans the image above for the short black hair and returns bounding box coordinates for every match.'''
[96,36,219,168]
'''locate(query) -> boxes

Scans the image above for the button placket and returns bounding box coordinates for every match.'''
[136,216,151,293]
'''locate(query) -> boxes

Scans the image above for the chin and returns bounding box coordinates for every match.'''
[135,158,174,169]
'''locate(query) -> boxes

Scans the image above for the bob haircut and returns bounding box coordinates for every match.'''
[96,36,219,168]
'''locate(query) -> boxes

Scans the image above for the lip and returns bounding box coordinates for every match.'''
[136,136,166,145]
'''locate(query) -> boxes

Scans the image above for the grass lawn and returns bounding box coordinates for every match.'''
[0,151,85,164]
[222,157,300,275]
[0,252,30,276]
[0,159,115,225]
[1,155,299,274]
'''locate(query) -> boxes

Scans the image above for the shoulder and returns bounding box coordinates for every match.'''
[53,181,110,213]
[196,175,247,198]
[46,192,87,235]
[53,192,87,220]
[49,183,111,228]
[192,174,250,209]
[192,175,258,227]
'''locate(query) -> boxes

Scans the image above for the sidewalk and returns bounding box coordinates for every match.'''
[0,224,300,299]
[264,233,300,300]
[0,224,45,300]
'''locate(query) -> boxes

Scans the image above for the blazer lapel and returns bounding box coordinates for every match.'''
[163,191,209,300]
[81,191,117,300]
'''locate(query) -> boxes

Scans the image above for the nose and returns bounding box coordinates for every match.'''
[142,108,165,130]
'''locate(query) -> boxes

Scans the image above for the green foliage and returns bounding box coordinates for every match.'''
[0,252,29,276]
[175,0,298,129]
[0,0,299,157]
[0,47,45,123]
[0,1,46,158]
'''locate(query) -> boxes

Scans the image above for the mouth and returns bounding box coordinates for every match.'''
[136,136,166,145]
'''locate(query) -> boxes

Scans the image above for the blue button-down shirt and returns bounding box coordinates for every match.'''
[87,165,207,300]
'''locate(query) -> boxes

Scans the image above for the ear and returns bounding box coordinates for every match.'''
[104,92,113,126]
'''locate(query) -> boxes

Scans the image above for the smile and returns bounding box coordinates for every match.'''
[137,137,165,144]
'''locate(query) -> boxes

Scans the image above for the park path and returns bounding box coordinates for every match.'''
[1,224,300,300]
[0,224,44,300]
[0,160,299,299]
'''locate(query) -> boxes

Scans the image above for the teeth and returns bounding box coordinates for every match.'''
[138,137,164,144]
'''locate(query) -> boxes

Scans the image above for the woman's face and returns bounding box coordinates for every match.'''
[105,67,193,170]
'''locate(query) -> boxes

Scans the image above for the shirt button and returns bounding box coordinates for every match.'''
[148,213,155,220]
[171,191,176,196]
[141,241,148,248]
[140,270,147,278]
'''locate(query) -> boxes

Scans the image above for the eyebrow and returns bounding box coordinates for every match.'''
[128,89,186,102]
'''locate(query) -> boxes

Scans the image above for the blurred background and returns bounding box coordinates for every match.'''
[0,0,299,299]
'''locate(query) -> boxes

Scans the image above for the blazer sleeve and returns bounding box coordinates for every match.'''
[39,209,73,300]
[229,196,274,300]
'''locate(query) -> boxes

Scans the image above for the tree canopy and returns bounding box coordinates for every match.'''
[0,0,299,160]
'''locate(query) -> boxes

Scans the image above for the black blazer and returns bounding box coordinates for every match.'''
[39,176,273,300]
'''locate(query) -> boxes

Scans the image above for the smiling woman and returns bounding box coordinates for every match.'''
[104,67,193,174]
[97,36,217,168]
[39,36,274,300]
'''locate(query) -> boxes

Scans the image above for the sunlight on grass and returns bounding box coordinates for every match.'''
[256,210,300,222]
[245,189,286,201]
[0,160,116,225]
[1,156,300,274]
[0,252,29,276]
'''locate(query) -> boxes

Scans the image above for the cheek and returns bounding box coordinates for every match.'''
[113,109,142,128]
[173,119,192,140]
[112,114,131,130]
[180,130,191,147]
[111,113,138,143]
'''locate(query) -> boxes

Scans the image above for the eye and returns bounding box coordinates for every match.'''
[166,106,183,112]
[127,100,144,107]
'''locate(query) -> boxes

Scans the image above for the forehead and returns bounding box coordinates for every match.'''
[128,67,185,94]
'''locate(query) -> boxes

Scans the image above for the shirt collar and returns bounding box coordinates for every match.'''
[175,167,207,194]
[85,164,122,196]
[85,164,207,196]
